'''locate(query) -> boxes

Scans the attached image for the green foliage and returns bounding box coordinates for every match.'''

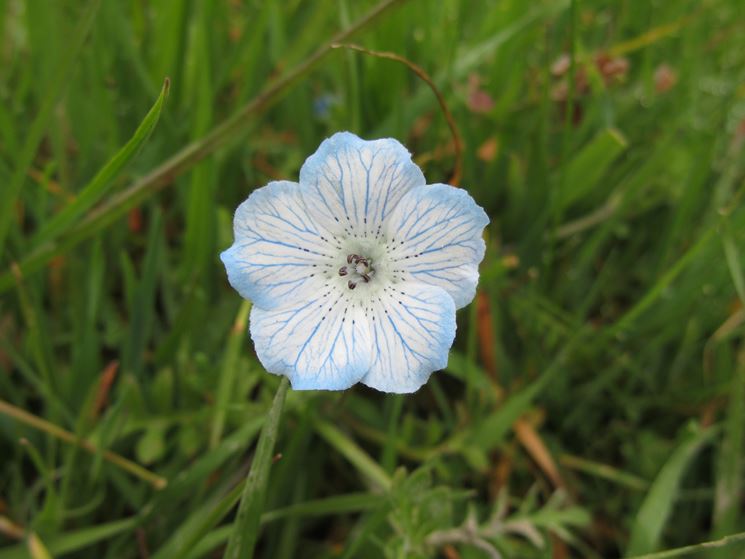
[2,0,745,558]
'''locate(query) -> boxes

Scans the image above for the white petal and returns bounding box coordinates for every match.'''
[383,184,489,309]
[220,181,338,309]
[299,132,425,238]
[361,282,456,393]
[249,287,372,390]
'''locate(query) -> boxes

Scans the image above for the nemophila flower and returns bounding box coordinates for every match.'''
[221,132,488,393]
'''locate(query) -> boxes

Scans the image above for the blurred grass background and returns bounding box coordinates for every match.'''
[1,0,745,557]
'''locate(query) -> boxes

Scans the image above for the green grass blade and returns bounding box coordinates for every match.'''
[261,492,384,523]
[607,228,716,337]
[223,377,290,559]
[181,1,216,279]
[560,453,649,492]
[151,483,244,559]
[558,128,628,213]
[626,531,745,559]
[210,301,252,448]
[161,416,264,501]
[122,210,163,378]
[31,78,169,248]
[626,426,718,556]
[0,0,101,257]
[721,216,745,305]
[710,349,745,551]
[0,517,138,559]
[313,418,392,492]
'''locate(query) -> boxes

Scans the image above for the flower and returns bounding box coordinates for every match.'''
[221,132,488,393]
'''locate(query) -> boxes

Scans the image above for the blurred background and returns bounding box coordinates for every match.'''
[1,0,745,557]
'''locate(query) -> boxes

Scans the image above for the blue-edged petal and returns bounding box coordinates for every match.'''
[361,282,456,393]
[220,180,337,309]
[383,184,489,309]
[299,132,425,238]
[249,286,372,390]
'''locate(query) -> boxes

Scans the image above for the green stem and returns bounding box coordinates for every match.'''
[223,377,290,559]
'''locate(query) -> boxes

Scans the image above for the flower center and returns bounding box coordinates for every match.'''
[338,254,375,290]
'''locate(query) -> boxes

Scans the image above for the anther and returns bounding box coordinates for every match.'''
[343,253,375,288]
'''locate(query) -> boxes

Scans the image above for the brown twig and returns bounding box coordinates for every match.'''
[0,516,25,540]
[475,290,568,492]
[92,360,120,418]
[330,43,464,187]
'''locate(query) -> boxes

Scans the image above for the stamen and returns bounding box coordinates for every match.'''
[343,253,375,289]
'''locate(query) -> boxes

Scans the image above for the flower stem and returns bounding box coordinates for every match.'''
[223,377,290,559]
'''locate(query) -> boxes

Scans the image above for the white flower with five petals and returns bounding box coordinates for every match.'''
[221,132,488,393]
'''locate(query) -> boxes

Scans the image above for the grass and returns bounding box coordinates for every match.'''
[1,0,745,557]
